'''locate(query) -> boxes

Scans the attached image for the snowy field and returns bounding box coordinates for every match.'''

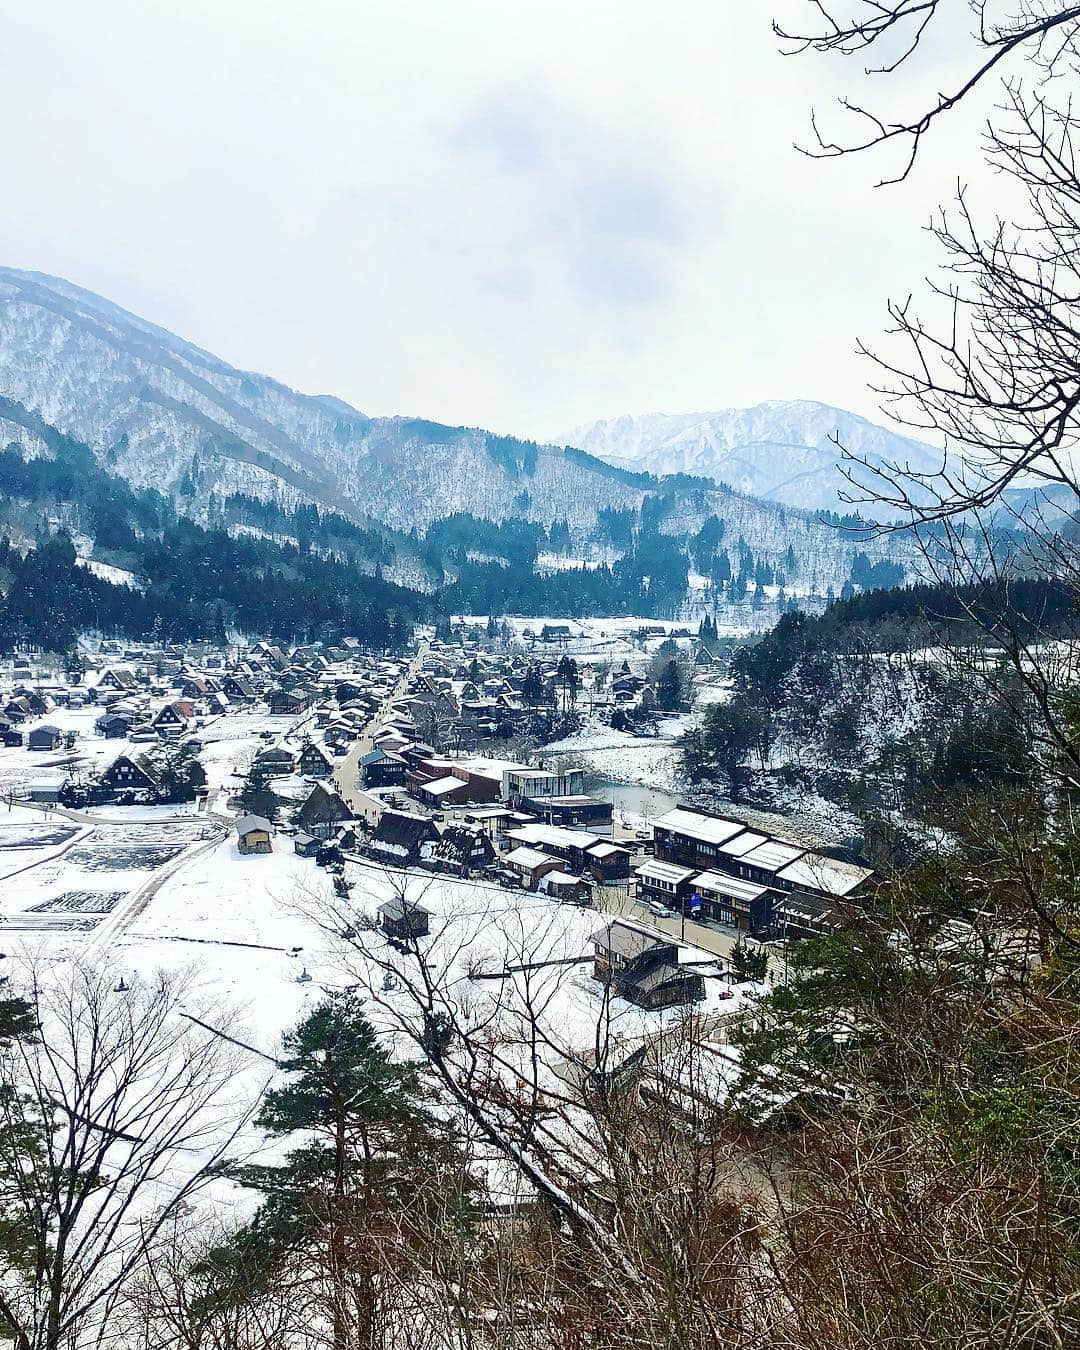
[454,615,701,665]
[0,704,139,799]
[4,807,753,1134]
[114,843,747,1089]
[0,805,221,937]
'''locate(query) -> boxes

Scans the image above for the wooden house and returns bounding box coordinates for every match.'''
[504,845,561,890]
[153,700,195,735]
[591,920,705,1010]
[268,688,309,716]
[95,712,131,738]
[427,825,497,877]
[296,783,353,840]
[367,811,439,866]
[359,745,407,787]
[292,831,322,857]
[235,814,273,855]
[101,754,162,797]
[222,674,256,702]
[98,667,138,692]
[378,897,431,941]
[299,742,334,779]
[28,725,63,751]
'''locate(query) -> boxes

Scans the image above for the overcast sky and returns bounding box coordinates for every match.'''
[0,0,991,442]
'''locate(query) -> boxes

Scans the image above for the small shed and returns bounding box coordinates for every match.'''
[378,897,431,941]
[95,712,131,738]
[235,814,273,855]
[28,725,63,752]
[539,870,586,902]
[504,845,561,890]
[292,831,321,857]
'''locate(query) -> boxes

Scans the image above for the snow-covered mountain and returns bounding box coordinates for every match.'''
[565,402,943,513]
[0,269,906,586]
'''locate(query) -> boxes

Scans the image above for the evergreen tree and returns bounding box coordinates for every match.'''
[211,997,472,1349]
[153,742,207,804]
[555,655,580,708]
[521,664,544,705]
[0,980,43,1302]
[730,942,769,983]
[236,758,279,821]
[656,658,682,711]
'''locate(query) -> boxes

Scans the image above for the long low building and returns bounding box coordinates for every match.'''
[505,823,632,882]
[651,805,874,905]
[407,755,587,806]
[637,803,875,939]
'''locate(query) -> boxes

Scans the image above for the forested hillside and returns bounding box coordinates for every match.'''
[0,391,919,644]
[0,268,908,602]
[683,577,1076,812]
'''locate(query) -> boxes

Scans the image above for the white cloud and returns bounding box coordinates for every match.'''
[0,0,994,443]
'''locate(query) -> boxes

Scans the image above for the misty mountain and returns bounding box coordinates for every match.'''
[0,269,906,590]
[565,401,944,514]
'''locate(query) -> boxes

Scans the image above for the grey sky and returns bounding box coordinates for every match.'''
[0,0,990,442]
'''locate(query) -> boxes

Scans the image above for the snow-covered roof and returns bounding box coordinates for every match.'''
[506,823,599,851]
[691,870,769,901]
[740,839,805,872]
[635,859,697,886]
[540,870,580,889]
[718,830,768,858]
[420,774,467,796]
[586,842,627,858]
[505,846,559,871]
[235,814,272,835]
[652,808,746,846]
[776,853,873,897]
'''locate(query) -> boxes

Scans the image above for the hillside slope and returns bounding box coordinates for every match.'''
[0,269,904,589]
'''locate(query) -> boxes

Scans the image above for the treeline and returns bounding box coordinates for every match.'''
[734,574,1076,707]
[0,417,423,650]
[440,526,692,618]
[417,514,548,570]
[0,531,420,651]
[217,494,395,565]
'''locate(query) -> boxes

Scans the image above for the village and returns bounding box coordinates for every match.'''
[0,618,875,1037]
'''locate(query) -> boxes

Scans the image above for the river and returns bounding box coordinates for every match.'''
[587,777,680,823]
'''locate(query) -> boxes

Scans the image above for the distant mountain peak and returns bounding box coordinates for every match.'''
[564,400,942,513]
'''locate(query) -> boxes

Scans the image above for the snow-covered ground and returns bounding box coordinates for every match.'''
[0,705,136,799]
[544,720,688,798]
[6,825,754,1181]
[0,811,220,937]
[74,557,142,589]
[455,615,701,665]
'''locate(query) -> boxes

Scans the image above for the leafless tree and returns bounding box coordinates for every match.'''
[776,1,1080,181]
[115,1212,313,1350]
[0,961,253,1350]
[300,859,772,1346]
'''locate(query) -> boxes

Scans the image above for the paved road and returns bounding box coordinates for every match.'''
[333,640,430,812]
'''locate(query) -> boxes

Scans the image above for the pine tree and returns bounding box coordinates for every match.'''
[213,997,472,1348]
[657,658,682,711]
[0,980,43,1296]
[236,758,279,821]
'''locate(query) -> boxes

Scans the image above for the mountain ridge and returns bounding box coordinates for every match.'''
[565,400,944,514]
[0,267,906,592]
